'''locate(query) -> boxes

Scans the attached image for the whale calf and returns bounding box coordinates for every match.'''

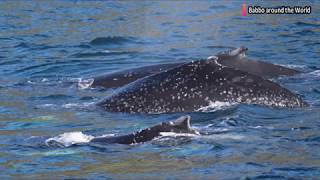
[97,58,307,114]
[90,47,300,89]
[91,115,198,144]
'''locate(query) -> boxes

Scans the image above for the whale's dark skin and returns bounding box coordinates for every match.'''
[91,115,198,144]
[91,62,183,89]
[97,58,307,114]
[215,47,300,79]
[90,47,300,89]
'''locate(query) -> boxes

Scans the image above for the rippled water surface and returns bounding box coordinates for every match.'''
[1,1,320,179]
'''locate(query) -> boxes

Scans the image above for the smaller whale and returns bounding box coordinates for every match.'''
[91,115,198,144]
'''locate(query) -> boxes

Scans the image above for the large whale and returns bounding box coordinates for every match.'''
[214,47,299,78]
[91,47,299,89]
[97,57,307,114]
[91,115,198,144]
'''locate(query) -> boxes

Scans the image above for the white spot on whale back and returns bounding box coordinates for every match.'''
[45,131,94,147]
[196,101,237,112]
[159,132,199,137]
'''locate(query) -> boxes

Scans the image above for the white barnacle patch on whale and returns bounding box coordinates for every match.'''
[196,101,237,112]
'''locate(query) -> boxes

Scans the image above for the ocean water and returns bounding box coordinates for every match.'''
[0,1,320,179]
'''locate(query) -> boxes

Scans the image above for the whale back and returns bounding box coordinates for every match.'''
[215,47,300,78]
[97,59,307,114]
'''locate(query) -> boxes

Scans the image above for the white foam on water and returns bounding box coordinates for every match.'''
[277,63,307,69]
[196,101,237,112]
[45,132,94,147]
[202,134,246,140]
[77,78,94,89]
[62,102,95,108]
[309,70,320,76]
[36,103,57,108]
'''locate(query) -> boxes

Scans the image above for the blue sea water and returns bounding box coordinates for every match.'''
[0,1,319,179]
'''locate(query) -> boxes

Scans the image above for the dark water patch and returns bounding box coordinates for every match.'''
[76,44,92,49]
[169,48,181,52]
[161,22,174,26]
[287,48,299,54]
[0,60,21,66]
[209,5,227,9]
[291,126,312,131]
[241,35,254,39]
[295,21,320,28]
[278,33,298,38]
[14,42,29,48]
[254,22,266,26]
[249,174,286,179]
[89,36,139,46]
[303,136,320,142]
[113,16,126,21]
[29,94,74,101]
[33,34,50,38]
[304,42,320,47]
[172,33,188,38]
[70,50,137,58]
[312,88,320,94]
[205,45,235,49]
[185,12,200,17]
[274,166,318,172]
[295,29,317,36]
[79,96,95,101]
[246,162,265,168]
[0,37,12,40]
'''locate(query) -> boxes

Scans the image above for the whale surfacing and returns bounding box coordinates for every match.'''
[91,115,198,144]
[97,59,307,114]
[90,47,301,90]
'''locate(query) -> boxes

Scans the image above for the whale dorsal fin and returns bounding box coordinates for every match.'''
[170,115,191,130]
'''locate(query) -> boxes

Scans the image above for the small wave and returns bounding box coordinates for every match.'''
[278,64,307,70]
[45,132,94,147]
[36,102,95,110]
[295,21,320,28]
[206,45,235,49]
[70,50,135,58]
[309,70,320,76]
[209,5,227,9]
[14,42,29,48]
[89,36,136,46]
[202,134,246,141]
[295,29,316,36]
[196,101,237,112]
[30,94,74,100]
[62,102,95,108]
